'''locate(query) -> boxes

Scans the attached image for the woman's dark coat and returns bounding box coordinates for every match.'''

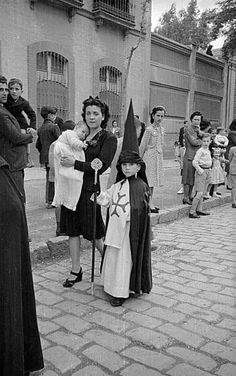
[60,129,117,240]
[0,157,44,375]
[36,119,60,164]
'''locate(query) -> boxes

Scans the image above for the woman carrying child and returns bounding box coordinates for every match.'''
[97,101,152,307]
[60,96,117,287]
[182,112,203,205]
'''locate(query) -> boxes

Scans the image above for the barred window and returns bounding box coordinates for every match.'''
[36,51,69,123]
[99,65,122,126]
[99,66,122,94]
[36,51,68,86]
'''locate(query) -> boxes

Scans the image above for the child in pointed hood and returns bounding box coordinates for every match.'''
[96,101,152,306]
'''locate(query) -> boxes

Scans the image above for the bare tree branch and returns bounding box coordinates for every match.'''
[121,0,151,127]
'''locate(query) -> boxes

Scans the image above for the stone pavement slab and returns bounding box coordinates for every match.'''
[32,204,236,376]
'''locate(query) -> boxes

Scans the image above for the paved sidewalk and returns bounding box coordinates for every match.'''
[33,204,236,376]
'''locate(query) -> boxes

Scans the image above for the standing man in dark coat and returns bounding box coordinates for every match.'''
[0,156,44,376]
[36,106,60,207]
[0,75,33,201]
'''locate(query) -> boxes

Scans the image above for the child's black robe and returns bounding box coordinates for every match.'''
[129,176,152,294]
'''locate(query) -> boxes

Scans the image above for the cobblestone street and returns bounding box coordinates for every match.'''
[33,204,236,376]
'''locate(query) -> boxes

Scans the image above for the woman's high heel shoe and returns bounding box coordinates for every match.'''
[63,268,83,288]
[150,207,159,213]
[182,198,191,205]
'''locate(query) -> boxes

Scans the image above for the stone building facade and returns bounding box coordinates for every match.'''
[1,1,236,160]
[0,0,151,128]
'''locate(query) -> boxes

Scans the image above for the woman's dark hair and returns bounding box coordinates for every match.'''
[229,119,236,131]
[190,111,202,121]
[216,126,224,134]
[81,96,110,129]
[200,118,212,132]
[0,75,7,85]
[150,106,166,124]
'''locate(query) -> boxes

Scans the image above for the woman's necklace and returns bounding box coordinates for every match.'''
[86,129,103,146]
[87,129,102,142]
[152,124,160,136]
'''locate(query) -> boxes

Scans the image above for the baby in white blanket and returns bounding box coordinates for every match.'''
[53,121,89,211]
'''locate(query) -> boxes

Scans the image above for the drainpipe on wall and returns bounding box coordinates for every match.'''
[220,62,229,128]
[226,55,236,126]
[224,62,230,128]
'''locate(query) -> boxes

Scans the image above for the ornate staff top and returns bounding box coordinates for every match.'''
[91,158,103,184]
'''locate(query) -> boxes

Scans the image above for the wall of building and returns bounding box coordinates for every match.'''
[150,34,228,158]
[0,0,151,127]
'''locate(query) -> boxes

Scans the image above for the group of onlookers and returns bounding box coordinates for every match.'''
[1,69,236,376]
[175,113,236,217]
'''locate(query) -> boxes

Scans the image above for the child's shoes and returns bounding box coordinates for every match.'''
[110,297,125,307]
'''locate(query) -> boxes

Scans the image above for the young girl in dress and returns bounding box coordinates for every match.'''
[208,146,226,197]
[96,101,152,307]
[205,129,229,198]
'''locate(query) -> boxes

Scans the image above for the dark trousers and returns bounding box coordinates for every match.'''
[45,164,54,204]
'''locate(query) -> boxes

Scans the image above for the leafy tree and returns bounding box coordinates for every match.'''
[210,0,236,59]
[154,0,214,50]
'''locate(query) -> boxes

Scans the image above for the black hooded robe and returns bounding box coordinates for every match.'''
[128,176,152,294]
[0,158,44,376]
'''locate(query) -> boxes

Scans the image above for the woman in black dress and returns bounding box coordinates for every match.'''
[60,96,117,287]
[0,156,44,376]
[225,119,236,188]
